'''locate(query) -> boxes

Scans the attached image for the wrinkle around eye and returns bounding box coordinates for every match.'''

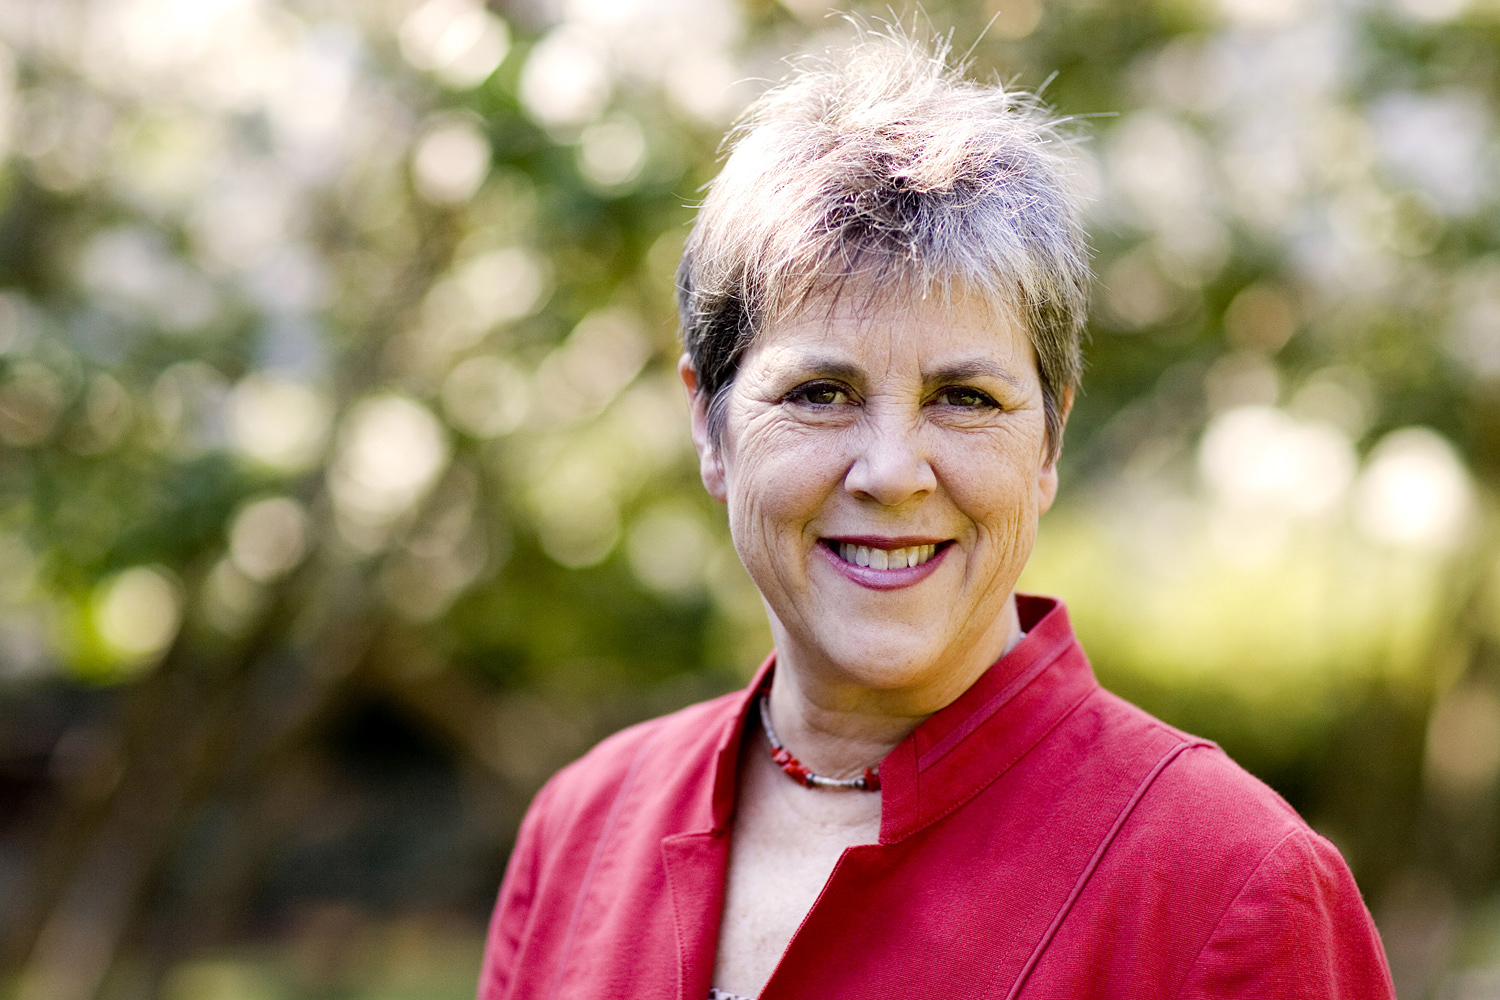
[783,381,857,407]
[929,386,1001,409]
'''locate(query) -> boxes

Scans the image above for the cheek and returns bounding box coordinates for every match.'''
[722,421,845,552]
[934,433,1047,535]
[723,471,822,611]
[724,411,852,500]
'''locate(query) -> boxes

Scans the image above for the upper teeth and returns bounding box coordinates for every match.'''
[838,542,937,570]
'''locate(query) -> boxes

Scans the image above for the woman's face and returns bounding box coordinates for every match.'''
[683,287,1066,708]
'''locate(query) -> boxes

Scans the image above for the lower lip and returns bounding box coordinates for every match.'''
[817,542,950,591]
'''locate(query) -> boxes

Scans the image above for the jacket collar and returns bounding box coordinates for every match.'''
[703,595,1097,841]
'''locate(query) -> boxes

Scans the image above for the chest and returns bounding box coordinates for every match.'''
[498,708,1216,1000]
[710,760,881,998]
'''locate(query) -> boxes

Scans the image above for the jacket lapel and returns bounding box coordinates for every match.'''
[662,831,732,1000]
[658,658,768,1000]
[757,599,1203,999]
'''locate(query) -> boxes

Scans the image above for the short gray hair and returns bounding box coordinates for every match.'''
[676,24,1090,460]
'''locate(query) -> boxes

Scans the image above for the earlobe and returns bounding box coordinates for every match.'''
[678,355,728,503]
[1037,385,1074,515]
[1037,463,1060,514]
[700,443,728,505]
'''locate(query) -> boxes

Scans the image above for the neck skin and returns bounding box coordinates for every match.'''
[764,595,1024,781]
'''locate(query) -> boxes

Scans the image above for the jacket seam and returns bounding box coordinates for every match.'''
[1006,736,1204,1000]
[905,675,1098,840]
[1170,825,1305,1000]
[917,640,1075,770]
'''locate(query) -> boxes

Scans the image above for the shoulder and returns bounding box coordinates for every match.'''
[554,686,744,785]
[1050,688,1393,997]
[524,687,745,834]
[1080,686,1306,856]
[1071,686,1368,931]
[1174,819,1395,998]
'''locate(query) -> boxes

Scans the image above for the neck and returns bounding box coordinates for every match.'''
[763,601,1024,781]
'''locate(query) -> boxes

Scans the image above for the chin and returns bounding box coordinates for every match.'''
[815,628,954,692]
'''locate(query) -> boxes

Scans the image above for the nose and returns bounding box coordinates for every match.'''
[843,409,937,507]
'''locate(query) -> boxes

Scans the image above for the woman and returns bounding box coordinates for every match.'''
[478,28,1395,1000]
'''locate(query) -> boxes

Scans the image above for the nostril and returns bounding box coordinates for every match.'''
[844,434,935,497]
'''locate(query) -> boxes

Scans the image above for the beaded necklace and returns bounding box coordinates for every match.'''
[757,692,881,792]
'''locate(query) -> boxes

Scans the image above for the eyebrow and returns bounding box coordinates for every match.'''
[924,359,1029,393]
[786,355,1030,392]
[784,356,866,383]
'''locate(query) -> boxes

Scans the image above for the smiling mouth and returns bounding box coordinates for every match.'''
[824,540,948,570]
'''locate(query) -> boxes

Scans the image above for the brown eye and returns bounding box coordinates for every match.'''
[787,381,850,406]
[934,386,997,408]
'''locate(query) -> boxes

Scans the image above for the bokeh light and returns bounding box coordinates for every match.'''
[3,0,1500,995]
[400,0,511,90]
[329,395,451,550]
[441,355,530,438]
[412,119,492,204]
[1354,428,1475,551]
[229,374,332,473]
[93,566,182,663]
[229,496,310,583]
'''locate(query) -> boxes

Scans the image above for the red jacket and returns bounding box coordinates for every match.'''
[479,596,1395,999]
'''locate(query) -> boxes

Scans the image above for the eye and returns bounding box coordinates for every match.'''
[931,386,999,409]
[784,380,853,406]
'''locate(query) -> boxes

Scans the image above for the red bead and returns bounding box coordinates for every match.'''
[863,768,881,791]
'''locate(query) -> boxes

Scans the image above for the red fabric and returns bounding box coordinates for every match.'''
[478,596,1395,1000]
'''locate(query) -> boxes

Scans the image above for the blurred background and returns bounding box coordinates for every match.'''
[0,0,1494,996]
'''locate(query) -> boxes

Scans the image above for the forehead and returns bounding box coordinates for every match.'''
[750,282,1037,373]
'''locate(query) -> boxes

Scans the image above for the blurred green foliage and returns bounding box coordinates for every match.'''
[0,0,1498,996]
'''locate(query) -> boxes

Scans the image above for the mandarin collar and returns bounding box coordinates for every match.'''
[704,595,1098,841]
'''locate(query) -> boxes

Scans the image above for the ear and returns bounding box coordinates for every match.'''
[1037,385,1075,515]
[678,355,728,503]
